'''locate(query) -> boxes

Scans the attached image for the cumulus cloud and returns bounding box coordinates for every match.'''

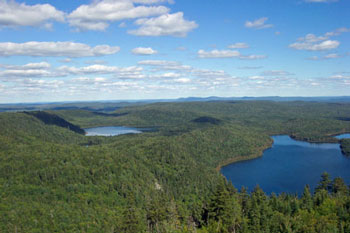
[128,12,198,37]
[58,64,145,79]
[0,69,52,78]
[0,62,51,70]
[228,43,249,49]
[289,39,339,51]
[0,42,120,57]
[0,62,53,78]
[68,0,169,31]
[132,47,158,55]
[289,28,350,51]
[0,0,64,28]
[245,17,273,29]
[197,49,267,60]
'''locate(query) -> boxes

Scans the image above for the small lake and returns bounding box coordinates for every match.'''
[221,134,350,195]
[336,133,350,139]
[85,126,148,136]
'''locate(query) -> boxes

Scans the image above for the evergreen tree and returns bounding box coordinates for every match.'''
[301,185,313,211]
[316,172,332,193]
[331,177,348,196]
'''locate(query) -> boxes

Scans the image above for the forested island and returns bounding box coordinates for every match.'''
[1,101,350,232]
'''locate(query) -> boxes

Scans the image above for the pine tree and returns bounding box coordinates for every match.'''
[331,177,348,196]
[301,185,313,211]
[316,172,332,193]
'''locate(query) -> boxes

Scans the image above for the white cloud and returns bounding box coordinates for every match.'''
[239,54,267,60]
[329,74,350,85]
[68,0,169,31]
[0,42,120,57]
[193,69,234,80]
[0,62,53,78]
[324,53,340,59]
[58,64,142,75]
[153,72,181,78]
[59,58,73,63]
[245,17,273,29]
[228,43,249,49]
[138,60,178,66]
[308,53,342,60]
[174,78,191,83]
[0,0,64,28]
[249,76,265,80]
[58,64,145,79]
[1,62,51,70]
[132,47,158,55]
[118,22,127,28]
[198,49,240,58]
[261,70,294,76]
[289,29,350,51]
[128,12,198,37]
[0,69,51,78]
[289,39,339,51]
[197,49,266,60]
[138,60,192,71]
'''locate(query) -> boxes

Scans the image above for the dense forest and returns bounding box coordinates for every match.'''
[341,139,350,156]
[0,101,350,232]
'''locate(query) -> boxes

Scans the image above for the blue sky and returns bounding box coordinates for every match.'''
[0,0,349,103]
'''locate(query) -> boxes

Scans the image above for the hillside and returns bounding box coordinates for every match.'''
[0,101,350,232]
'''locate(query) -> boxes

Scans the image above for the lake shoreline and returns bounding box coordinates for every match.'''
[216,140,273,172]
[220,134,350,194]
[216,132,350,172]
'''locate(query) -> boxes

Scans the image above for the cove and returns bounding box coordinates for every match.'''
[221,135,350,195]
[336,133,350,139]
[84,126,148,136]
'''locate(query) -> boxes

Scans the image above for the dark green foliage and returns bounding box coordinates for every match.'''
[192,116,222,125]
[1,101,350,232]
[24,111,85,134]
[340,139,350,156]
[316,172,332,193]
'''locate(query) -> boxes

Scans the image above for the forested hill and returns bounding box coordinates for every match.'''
[1,101,350,232]
[24,111,85,135]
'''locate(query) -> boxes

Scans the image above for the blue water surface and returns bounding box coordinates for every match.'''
[85,126,146,136]
[221,135,350,195]
[335,133,350,139]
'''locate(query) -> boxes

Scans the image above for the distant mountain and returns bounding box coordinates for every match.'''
[1,96,350,112]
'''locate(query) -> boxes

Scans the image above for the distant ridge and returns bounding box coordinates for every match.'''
[1,96,350,112]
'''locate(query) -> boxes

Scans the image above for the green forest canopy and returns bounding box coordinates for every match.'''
[1,101,350,232]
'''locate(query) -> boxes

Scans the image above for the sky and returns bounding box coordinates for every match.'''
[0,0,349,103]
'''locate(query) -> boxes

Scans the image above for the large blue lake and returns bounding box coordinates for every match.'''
[221,135,350,195]
[85,126,147,136]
